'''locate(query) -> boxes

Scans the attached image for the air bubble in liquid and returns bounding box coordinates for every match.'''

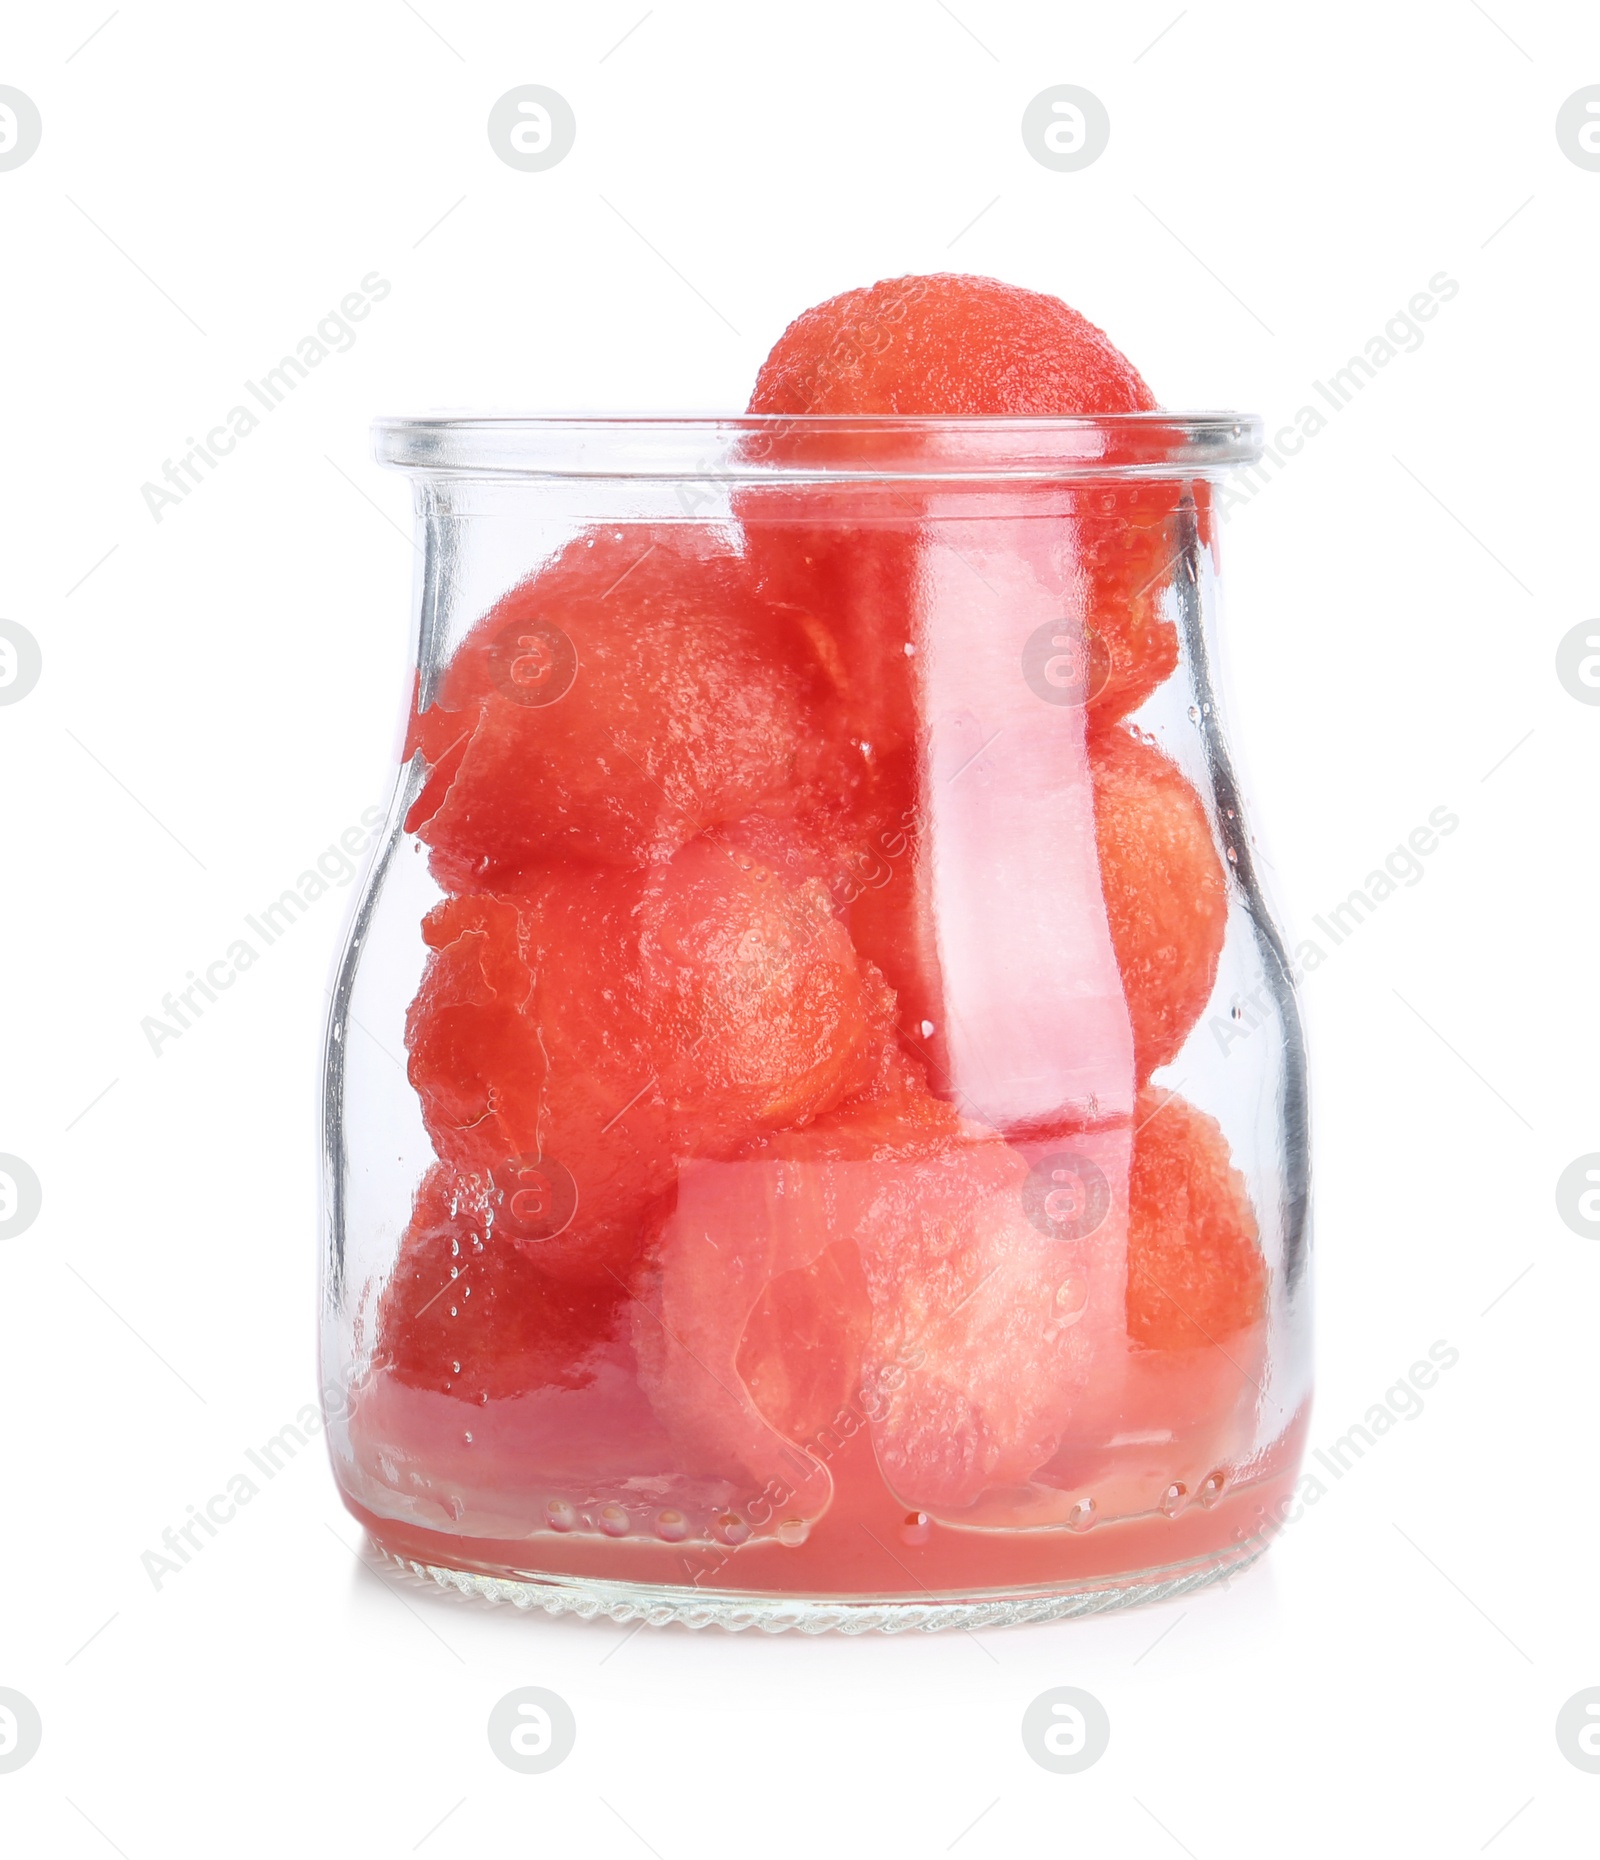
[714,1512,750,1546]
[1055,1278,1089,1321]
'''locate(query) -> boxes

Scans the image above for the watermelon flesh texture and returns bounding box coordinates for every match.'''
[636,1062,1129,1522]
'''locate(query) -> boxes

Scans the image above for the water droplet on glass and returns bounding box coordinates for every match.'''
[776,1518,809,1547]
[546,1499,578,1533]
[1188,705,1201,723]
[900,1510,931,1546]
[599,1504,630,1538]
[1068,1498,1096,1532]
[1161,1482,1188,1516]
[1231,1005,1244,1021]
[920,1020,936,1039]
[1198,1470,1227,1507]
[654,1509,688,1542]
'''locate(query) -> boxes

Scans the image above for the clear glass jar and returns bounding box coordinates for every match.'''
[320,415,1311,1633]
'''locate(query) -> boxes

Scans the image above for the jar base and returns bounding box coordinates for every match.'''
[365,1529,1272,1636]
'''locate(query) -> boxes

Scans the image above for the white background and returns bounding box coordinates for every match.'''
[2,1,1596,1853]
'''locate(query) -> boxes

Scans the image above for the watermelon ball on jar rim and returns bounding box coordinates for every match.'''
[742,272,1181,731]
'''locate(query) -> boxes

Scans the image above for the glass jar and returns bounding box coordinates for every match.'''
[320,415,1311,1633]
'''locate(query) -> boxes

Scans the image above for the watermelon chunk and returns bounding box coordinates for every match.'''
[1090,726,1228,1081]
[375,1165,627,1402]
[404,838,898,1287]
[1127,1087,1265,1348]
[744,273,1180,730]
[748,273,1155,418]
[636,1060,1130,1521]
[406,525,852,886]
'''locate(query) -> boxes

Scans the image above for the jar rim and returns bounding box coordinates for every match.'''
[372,412,1262,482]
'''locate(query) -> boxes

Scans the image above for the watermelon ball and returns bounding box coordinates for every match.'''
[405,525,852,887]
[638,1058,1104,1513]
[748,273,1155,418]
[405,839,898,1286]
[1090,725,1228,1080]
[404,885,664,1287]
[631,1058,951,1500]
[855,1127,1094,1512]
[375,1165,629,1401]
[1126,1088,1265,1349]
[636,835,897,1134]
[745,273,1178,726]
[1072,480,1182,719]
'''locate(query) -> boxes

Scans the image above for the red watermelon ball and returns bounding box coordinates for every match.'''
[405,525,855,887]
[404,839,898,1287]
[1090,725,1228,1080]
[374,1164,628,1401]
[749,272,1155,418]
[1126,1088,1266,1349]
[745,273,1179,725]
